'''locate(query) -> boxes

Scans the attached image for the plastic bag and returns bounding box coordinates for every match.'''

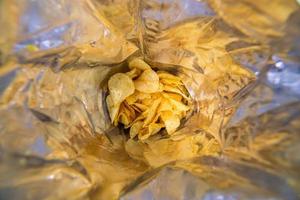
[0,0,299,199]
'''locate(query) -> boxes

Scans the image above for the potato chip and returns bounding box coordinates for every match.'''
[131,105,142,113]
[171,108,187,119]
[125,93,138,105]
[135,91,151,102]
[162,85,190,100]
[134,69,160,93]
[138,128,152,141]
[158,97,173,112]
[129,58,151,71]
[160,78,183,87]
[123,101,136,119]
[128,111,147,128]
[106,95,120,124]
[177,85,190,96]
[158,72,183,87]
[141,98,153,106]
[159,83,164,91]
[132,103,148,111]
[148,123,163,136]
[118,103,127,115]
[108,73,135,105]
[117,103,135,126]
[130,121,144,138]
[143,98,161,126]
[160,111,180,134]
[150,93,162,100]
[169,98,190,112]
[151,112,161,124]
[157,71,182,82]
[126,68,141,79]
[118,112,131,126]
[162,92,182,102]
[126,91,151,105]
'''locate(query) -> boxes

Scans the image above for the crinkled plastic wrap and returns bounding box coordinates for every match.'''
[0,0,300,199]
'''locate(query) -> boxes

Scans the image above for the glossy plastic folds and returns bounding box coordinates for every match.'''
[0,0,300,199]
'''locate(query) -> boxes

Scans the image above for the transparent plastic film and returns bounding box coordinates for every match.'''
[0,0,299,200]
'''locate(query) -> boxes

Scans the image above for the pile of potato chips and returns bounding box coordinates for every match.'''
[106,58,192,141]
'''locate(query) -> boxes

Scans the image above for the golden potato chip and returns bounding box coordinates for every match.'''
[158,97,173,112]
[162,92,182,102]
[141,98,153,106]
[160,111,180,134]
[117,103,135,126]
[143,98,161,126]
[129,58,151,71]
[131,105,142,113]
[130,121,144,138]
[152,112,161,124]
[126,91,152,105]
[148,123,163,136]
[128,111,147,128]
[126,93,138,105]
[126,68,141,79]
[159,83,164,91]
[138,128,152,141]
[136,91,151,99]
[177,85,190,96]
[132,103,148,111]
[108,73,135,105]
[157,71,182,82]
[118,103,127,115]
[123,101,136,119]
[118,112,131,126]
[172,109,187,119]
[134,69,160,93]
[160,78,183,87]
[106,95,120,124]
[151,93,162,99]
[169,98,190,112]
[162,85,190,100]
[158,72,183,87]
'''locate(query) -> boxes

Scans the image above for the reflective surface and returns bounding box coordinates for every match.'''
[0,0,300,199]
